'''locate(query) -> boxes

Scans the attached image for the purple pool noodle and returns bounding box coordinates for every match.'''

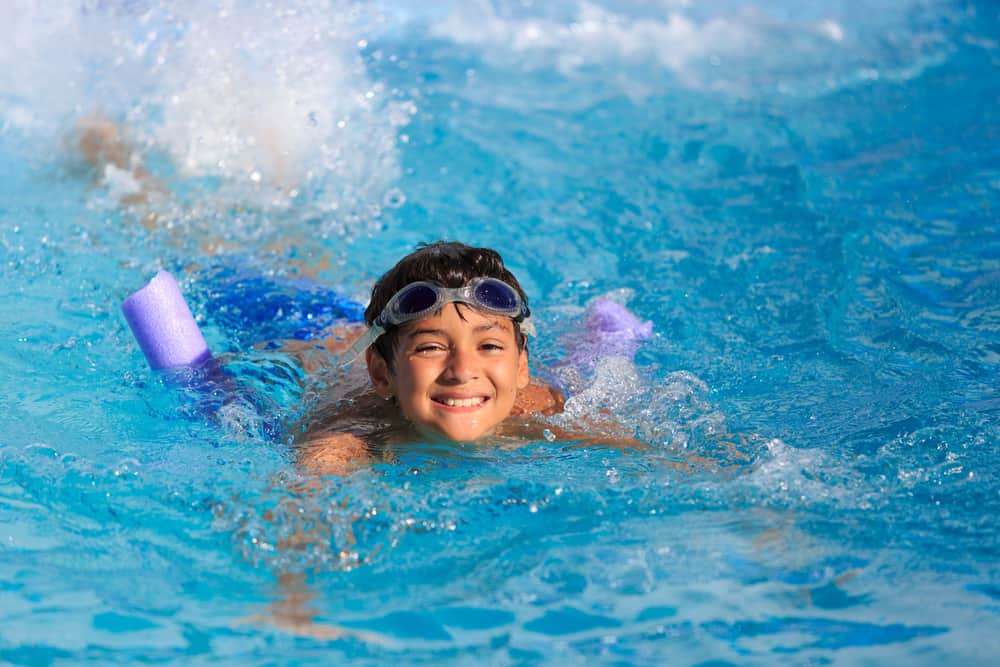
[563,299,653,373]
[121,271,211,370]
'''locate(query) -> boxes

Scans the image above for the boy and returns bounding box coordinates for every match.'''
[75,121,585,466]
[298,241,570,474]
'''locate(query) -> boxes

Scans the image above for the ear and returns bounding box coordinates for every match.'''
[516,347,530,390]
[366,347,395,398]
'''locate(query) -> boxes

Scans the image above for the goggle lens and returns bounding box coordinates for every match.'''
[396,284,439,315]
[475,280,518,311]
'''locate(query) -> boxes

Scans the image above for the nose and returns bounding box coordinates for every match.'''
[440,345,479,383]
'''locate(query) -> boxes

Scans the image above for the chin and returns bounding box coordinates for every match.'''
[441,429,491,443]
[420,423,496,443]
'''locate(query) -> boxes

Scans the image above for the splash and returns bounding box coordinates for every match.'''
[0,1,411,240]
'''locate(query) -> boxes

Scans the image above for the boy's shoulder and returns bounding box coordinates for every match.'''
[510,380,565,417]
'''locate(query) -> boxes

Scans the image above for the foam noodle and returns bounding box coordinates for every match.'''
[564,299,653,373]
[121,271,211,370]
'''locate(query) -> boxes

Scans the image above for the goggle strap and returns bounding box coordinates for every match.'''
[340,323,385,368]
[519,316,536,338]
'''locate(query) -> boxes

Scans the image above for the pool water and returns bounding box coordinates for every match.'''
[2,1,998,664]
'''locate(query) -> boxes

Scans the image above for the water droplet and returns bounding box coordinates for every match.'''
[383,188,406,208]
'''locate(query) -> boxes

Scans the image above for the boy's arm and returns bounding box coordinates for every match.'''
[504,383,647,449]
[247,572,385,642]
[553,418,651,451]
[297,431,370,476]
[276,323,366,374]
[282,325,377,476]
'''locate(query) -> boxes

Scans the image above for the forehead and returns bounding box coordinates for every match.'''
[400,304,516,337]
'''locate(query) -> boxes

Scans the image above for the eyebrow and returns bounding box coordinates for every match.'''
[406,321,505,339]
[406,328,446,339]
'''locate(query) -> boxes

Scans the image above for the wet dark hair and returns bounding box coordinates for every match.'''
[365,241,529,371]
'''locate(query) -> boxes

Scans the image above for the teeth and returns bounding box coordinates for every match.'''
[442,397,485,407]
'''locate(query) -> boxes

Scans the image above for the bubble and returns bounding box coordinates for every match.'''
[382,187,405,208]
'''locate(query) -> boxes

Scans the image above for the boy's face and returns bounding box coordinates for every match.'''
[366,304,530,442]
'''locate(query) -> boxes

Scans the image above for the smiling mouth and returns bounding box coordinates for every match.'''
[433,396,488,408]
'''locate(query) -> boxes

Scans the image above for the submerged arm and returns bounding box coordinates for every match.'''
[296,431,370,477]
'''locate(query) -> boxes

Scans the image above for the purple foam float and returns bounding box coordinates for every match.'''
[563,298,653,373]
[121,271,211,370]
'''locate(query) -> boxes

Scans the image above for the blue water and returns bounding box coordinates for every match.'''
[1,1,998,664]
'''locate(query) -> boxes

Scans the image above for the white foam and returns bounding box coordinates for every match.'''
[152,4,403,199]
[748,437,876,509]
[429,2,844,75]
[424,0,953,98]
[1,1,409,218]
[0,3,85,130]
[556,356,726,452]
[561,355,645,421]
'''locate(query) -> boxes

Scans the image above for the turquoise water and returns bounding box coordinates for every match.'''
[2,1,998,664]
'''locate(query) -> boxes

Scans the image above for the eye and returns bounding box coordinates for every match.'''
[414,343,446,354]
[480,341,505,351]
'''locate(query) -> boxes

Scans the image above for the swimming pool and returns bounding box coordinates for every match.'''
[1,0,998,663]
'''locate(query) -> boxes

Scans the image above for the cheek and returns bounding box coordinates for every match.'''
[517,352,529,389]
[394,361,438,411]
[389,364,419,402]
[499,359,523,399]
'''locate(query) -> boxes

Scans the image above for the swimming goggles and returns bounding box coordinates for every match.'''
[343,277,534,363]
